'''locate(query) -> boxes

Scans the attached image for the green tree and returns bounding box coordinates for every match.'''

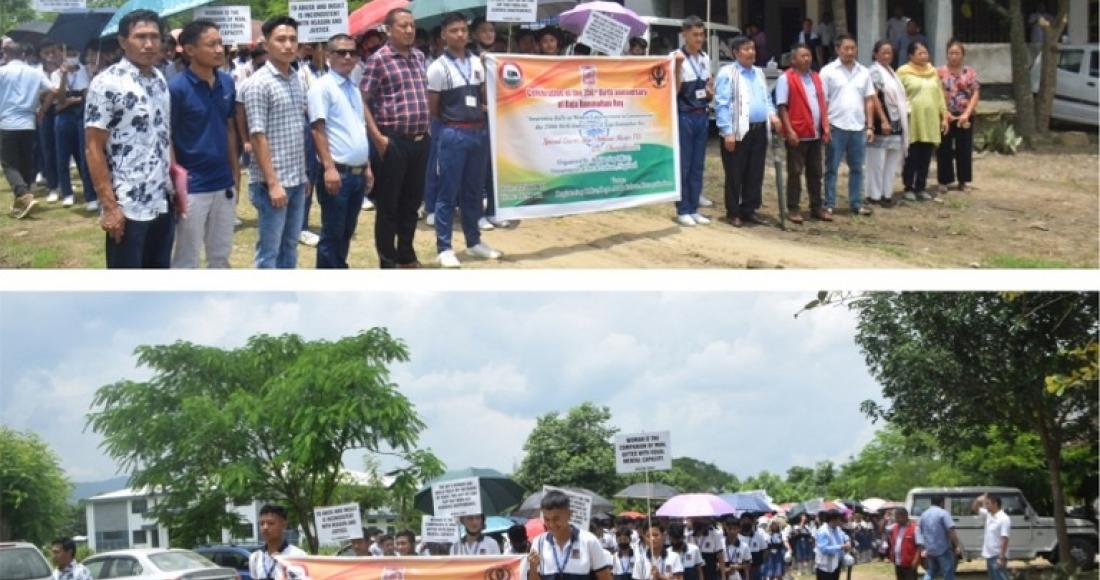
[0,427,72,545]
[87,329,443,553]
[826,426,967,500]
[0,0,36,40]
[515,403,620,497]
[739,470,792,503]
[844,291,1098,567]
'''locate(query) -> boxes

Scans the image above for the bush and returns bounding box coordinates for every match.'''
[975,117,1023,154]
[76,545,95,562]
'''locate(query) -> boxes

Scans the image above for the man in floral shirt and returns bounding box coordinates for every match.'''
[51,538,91,580]
[85,9,174,268]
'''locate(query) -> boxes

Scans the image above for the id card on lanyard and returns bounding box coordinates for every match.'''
[446,52,478,108]
[683,49,708,100]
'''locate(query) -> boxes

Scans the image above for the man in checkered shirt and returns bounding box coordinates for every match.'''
[243,16,308,268]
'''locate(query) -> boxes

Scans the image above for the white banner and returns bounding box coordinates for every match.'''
[487,0,537,23]
[193,6,252,46]
[431,477,482,517]
[615,431,672,474]
[313,503,363,545]
[542,486,592,530]
[289,0,349,43]
[420,516,461,543]
[577,10,630,56]
[33,0,85,11]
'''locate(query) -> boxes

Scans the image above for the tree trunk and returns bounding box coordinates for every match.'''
[1007,0,1038,144]
[1036,414,1073,567]
[1034,0,1071,134]
[832,0,847,35]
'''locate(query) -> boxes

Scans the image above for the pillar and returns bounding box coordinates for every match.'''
[857,0,886,62]
[924,0,952,65]
[1068,0,1087,43]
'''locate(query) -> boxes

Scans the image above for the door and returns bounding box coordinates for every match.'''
[999,494,1034,558]
[946,493,983,556]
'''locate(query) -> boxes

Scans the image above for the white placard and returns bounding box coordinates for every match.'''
[33,0,85,11]
[543,486,592,530]
[289,0,349,43]
[615,431,672,474]
[420,515,461,543]
[576,10,631,56]
[313,503,363,545]
[431,477,482,517]
[487,0,537,23]
[194,6,252,46]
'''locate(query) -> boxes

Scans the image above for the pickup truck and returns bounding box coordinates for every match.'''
[906,487,1097,569]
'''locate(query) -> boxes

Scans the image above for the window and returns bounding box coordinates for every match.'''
[221,552,249,570]
[108,557,143,578]
[233,498,252,507]
[1089,51,1098,78]
[132,530,147,545]
[0,547,52,580]
[95,530,129,551]
[83,560,109,580]
[1059,49,1085,74]
[130,498,148,514]
[1000,495,1027,516]
[910,496,931,516]
[949,494,980,517]
[149,552,217,572]
[231,522,254,540]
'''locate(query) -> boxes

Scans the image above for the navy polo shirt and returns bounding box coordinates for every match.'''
[169,67,236,194]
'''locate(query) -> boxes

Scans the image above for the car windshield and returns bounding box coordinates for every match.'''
[149,552,218,572]
[0,548,51,580]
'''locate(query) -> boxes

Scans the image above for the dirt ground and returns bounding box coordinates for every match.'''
[804,558,1067,580]
[1,137,1096,269]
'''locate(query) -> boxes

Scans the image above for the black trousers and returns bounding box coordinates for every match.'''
[1,129,37,197]
[720,124,767,220]
[937,120,973,185]
[902,142,935,193]
[105,211,174,269]
[894,566,918,580]
[816,568,841,580]
[786,139,824,211]
[370,131,429,268]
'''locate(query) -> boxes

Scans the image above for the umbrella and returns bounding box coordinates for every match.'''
[655,493,735,518]
[787,498,844,519]
[614,482,680,500]
[100,0,218,38]
[838,499,865,513]
[861,498,888,513]
[45,9,116,52]
[618,511,647,520]
[411,0,576,23]
[719,492,773,515]
[413,467,526,516]
[350,0,410,36]
[484,516,515,534]
[6,21,52,46]
[558,1,646,38]
[524,517,545,540]
[512,487,614,518]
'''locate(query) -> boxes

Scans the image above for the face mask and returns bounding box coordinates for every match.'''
[618,542,631,550]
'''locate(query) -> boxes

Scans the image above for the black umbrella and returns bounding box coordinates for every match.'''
[513,487,614,518]
[614,482,680,500]
[6,21,52,46]
[45,9,116,52]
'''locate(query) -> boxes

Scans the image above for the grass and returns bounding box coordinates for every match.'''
[985,254,1075,269]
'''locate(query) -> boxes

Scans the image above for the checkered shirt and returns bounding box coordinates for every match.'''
[243,61,307,187]
[359,43,430,136]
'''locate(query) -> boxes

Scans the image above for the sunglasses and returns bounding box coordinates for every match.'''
[329,49,357,57]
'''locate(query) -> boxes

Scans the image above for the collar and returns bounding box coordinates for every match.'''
[382,43,417,59]
[548,525,580,546]
[464,532,484,544]
[444,48,470,61]
[264,60,295,80]
[118,57,142,77]
[737,62,755,74]
[326,68,352,85]
[183,65,222,88]
[266,540,290,554]
[57,561,76,574]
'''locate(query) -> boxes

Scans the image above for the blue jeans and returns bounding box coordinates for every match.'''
[316,170,365,268]
[249,182,305,268]
[984,558,1008,580]
[824,126,865,210]
[434,125,487,253]
[424,118,442,215]
[55,109,94,201]
[36,108,58,190]
[677,110,708,215]
[922,552,956,580]
[105,211,173,268]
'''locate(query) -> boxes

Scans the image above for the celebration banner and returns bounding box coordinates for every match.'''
[276,555,523,580]
[486,55,680,220]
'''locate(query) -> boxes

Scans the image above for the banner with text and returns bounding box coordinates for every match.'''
[430,477,482,517]
[487,0,537,23]
[420,516,460,543]
[486,55,680,220]
[33,0,85,11]
[289,0,349,43]
[614,431,672,474]
[193,6,252,46]
[276,555,522,580]
[313,503,363,545]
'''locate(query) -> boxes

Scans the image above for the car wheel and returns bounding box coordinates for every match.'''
[1068,537,1097,570]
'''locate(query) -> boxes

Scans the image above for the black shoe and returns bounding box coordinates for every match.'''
[880,198,897,208]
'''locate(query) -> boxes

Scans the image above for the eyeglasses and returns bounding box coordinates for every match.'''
[329,49,357,57]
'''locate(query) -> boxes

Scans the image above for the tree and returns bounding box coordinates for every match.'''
[87,329,443,553]
[0,0,36,40]
[739,470,792,503]
[515,403,620,497]
[844,292,1097,567]
[826,426,967,500]
[0,427,72,545]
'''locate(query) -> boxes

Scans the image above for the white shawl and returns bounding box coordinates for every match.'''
[871,61,910,154]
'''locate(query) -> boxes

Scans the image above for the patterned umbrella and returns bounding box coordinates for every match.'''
[655,493,736,518]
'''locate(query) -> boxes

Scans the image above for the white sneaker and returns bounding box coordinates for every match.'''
[85,200,99,212]
[46,192,60,203]
[691,213,711,225]
[676,214,697,226]
[425,213,435,226]
[487,216,511,228]
[61,196,74,207]
[362,198,374,211]
[478,217,495,231]
[437,249,461,268]
[467,242,502,260]
[699,196,714,208]
[299,230,320,247]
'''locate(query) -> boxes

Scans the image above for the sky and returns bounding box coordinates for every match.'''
[0,292,884,487]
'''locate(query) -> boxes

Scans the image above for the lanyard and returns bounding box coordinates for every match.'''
[463,538,481,555]
[445,51,474,87]
[550,533,576,578]
[263,552,277,580]
[682,48,706,81]
[618,555,632,574]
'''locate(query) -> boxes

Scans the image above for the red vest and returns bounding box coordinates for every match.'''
[887,522,920,567]
[783,68,829,140]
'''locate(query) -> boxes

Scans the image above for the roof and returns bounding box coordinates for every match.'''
[86,548,184,557]
[88,486,161,502]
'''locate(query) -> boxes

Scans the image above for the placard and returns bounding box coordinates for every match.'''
[430,477,482,517]
[576,10,630,56]
[487,0,537,23]
[194,6,252,46]
[420,516,461,543]
[33,0,85,11]
[542,486,592,530]
[289,0,349,43]
[614,431,672,474]
[314,503,363,545]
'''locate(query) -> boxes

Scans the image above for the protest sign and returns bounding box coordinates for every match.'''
[577,11,631,56]
[193,6,252,46]
[420,516,461,543]
[543,486,593,530]
[32,0,85,11]
[430,477,482,517]
[487,0,537,23]
[313,503,363,545]
[614,431,672,473]
[288,0,349,43]
[486,55,679,220]
[277,554,523,579]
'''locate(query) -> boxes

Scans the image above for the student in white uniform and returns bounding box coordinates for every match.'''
[613,527,637,580]
[689,518,726,580]
[525,490,612,580]
[452,514,501,555]
[721,517,751,580]
[248,504,307,580]
[669,523,704,580]
[633,520,684,580]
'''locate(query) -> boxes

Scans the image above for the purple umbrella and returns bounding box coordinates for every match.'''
[655,493,736,518]
[558,1,647,38]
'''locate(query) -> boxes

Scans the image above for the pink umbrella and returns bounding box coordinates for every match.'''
[558,1,647,38]
[349,0,409,37]
[655,493,736,518]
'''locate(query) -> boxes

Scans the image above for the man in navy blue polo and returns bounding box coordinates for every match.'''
[169,19,239,268]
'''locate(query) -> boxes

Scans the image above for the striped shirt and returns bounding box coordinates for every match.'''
[243,61,307,187]
[360,43,430,136]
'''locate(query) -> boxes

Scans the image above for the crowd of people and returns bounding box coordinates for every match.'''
[0,7,981,268]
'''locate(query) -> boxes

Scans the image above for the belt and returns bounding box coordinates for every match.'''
[384,130,428,142]
[443,121,485,129]
[334,163,368,175]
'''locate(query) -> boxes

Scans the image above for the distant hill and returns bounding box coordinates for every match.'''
[71,476,129,504]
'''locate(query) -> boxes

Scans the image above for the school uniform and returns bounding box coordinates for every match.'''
[633,547,684,579]
[673,48,711,219]
[248,542,307,580]
[689,528,724,580]
[529,526,613,579]
[613,549,637,580]
[674,543,704,580]
[724,536,752,580]
[450,534,501,555]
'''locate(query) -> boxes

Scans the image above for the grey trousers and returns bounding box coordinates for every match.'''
[171,189,235,268]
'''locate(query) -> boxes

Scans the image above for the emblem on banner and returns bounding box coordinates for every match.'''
[650,65,667,88]
[579,110,610,150]
[500,62,523,88]
[380,568,406,580]
[580,65,597,87]
[484,566,513,580]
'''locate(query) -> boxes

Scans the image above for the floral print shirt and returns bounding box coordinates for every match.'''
[85,57,171,221]
[53,562,92,580]
[938,65,980,115]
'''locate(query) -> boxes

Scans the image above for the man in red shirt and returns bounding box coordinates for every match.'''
[887,507,923,580]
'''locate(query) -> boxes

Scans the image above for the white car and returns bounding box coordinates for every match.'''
[1031,44,1099,126]
[82,549,238,580]
[0,542,53,580]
